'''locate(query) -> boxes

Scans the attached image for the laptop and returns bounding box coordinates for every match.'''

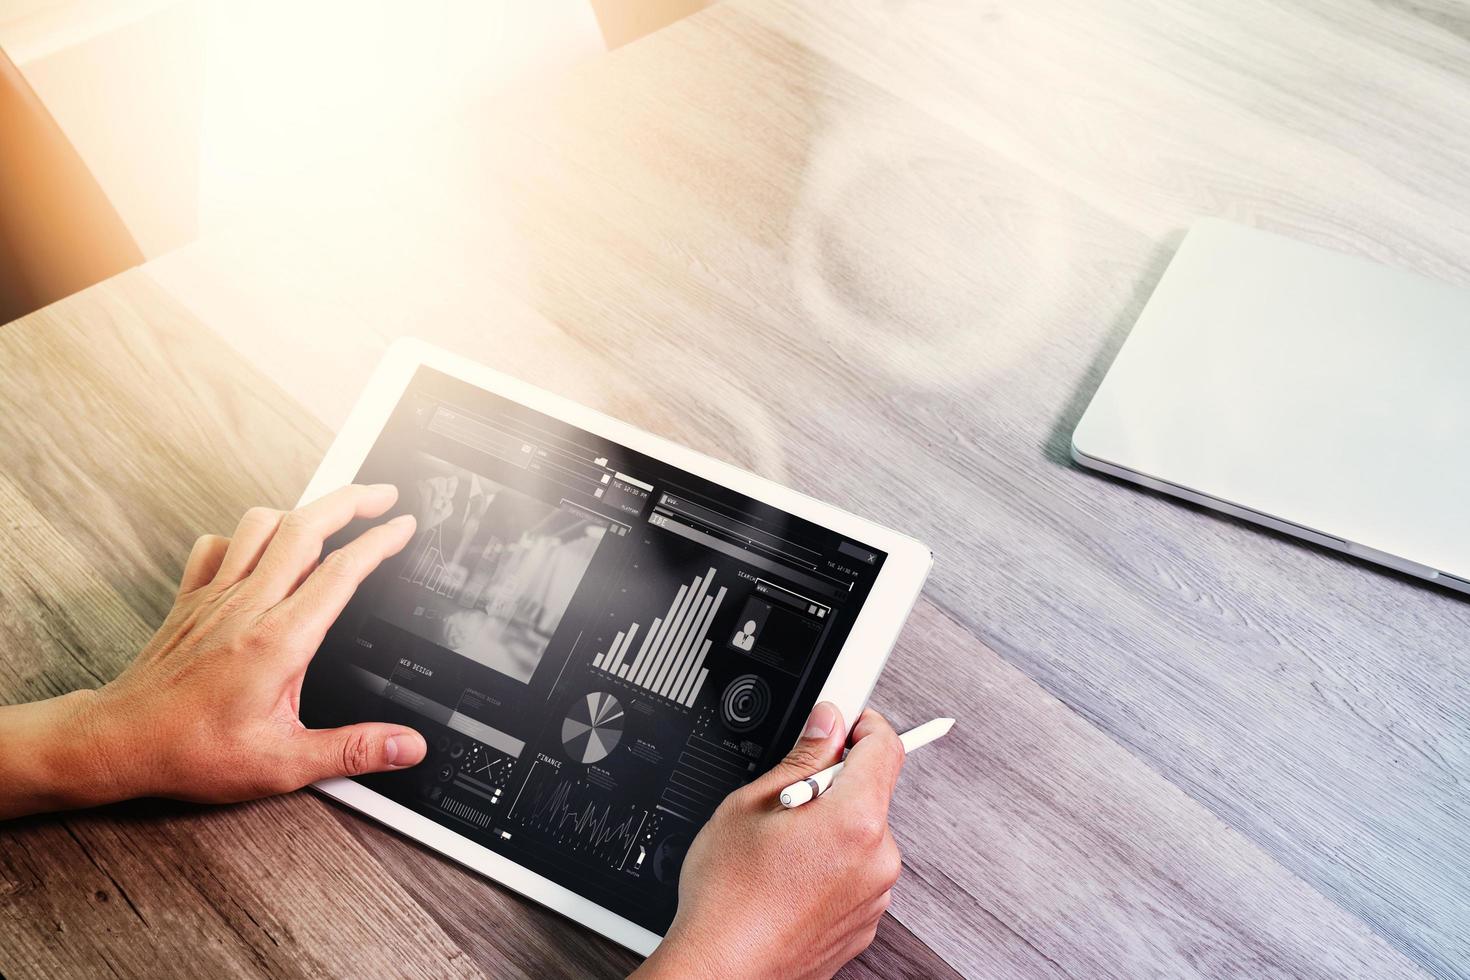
[1072,218,1470,595]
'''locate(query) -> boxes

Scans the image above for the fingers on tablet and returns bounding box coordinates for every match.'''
[290,721,428,785]
[271,511,417,646]
[248,483,400,604]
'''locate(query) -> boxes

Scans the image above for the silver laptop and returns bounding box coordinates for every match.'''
[1072,218,1470,595]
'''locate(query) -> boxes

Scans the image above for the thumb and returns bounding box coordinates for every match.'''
[754,701,846,793]
[295,723,428,782]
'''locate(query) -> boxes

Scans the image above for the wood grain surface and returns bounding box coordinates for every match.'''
[5,0,1469,976]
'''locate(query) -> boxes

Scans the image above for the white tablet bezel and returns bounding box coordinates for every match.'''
[298,338,932,956]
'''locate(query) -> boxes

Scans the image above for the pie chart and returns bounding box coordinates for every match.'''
[561,692,625,764]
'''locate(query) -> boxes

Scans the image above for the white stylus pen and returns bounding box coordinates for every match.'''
[779,717,955,808]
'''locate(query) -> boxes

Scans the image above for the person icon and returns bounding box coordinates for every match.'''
[731,619,757,651]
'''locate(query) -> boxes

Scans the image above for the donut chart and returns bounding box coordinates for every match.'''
[720,674,771,732]
[562,692,625,764]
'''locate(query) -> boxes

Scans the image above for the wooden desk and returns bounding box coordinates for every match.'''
[4,0,1467,976]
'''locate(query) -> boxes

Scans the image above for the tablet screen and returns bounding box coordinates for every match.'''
[301,366,887,934]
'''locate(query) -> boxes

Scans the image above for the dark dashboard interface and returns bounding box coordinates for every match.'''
[301,367,887,934]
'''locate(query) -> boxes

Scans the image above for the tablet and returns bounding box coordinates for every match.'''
[296,339,931,955]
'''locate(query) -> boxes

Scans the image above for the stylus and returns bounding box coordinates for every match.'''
[778,717,954,808]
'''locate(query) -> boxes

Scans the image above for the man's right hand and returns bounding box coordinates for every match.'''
[636,703,906,980]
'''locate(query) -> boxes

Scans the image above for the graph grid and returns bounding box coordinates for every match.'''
[592,567,725,706]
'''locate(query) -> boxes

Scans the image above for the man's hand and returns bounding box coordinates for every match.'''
[0,484,427,819]
[637,703,906,980]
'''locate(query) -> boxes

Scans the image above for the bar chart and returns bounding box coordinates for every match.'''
[592,567,726,707]
[400,525,461,598]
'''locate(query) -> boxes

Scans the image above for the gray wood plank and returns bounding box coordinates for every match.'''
[876,601,1423,978]
[837,915,967,980]
[1,798,483,980]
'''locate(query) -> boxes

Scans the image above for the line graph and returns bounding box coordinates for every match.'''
[510,760,649,869]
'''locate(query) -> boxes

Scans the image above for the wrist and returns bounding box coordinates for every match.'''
[40,688,146,808]
[636,945,713,980]
[0,689,131,818]
[637,927,758,980]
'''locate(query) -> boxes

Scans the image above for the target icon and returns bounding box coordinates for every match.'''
[720,674,771,732]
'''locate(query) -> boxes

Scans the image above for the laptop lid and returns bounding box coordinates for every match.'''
[1072,218,1470,592]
